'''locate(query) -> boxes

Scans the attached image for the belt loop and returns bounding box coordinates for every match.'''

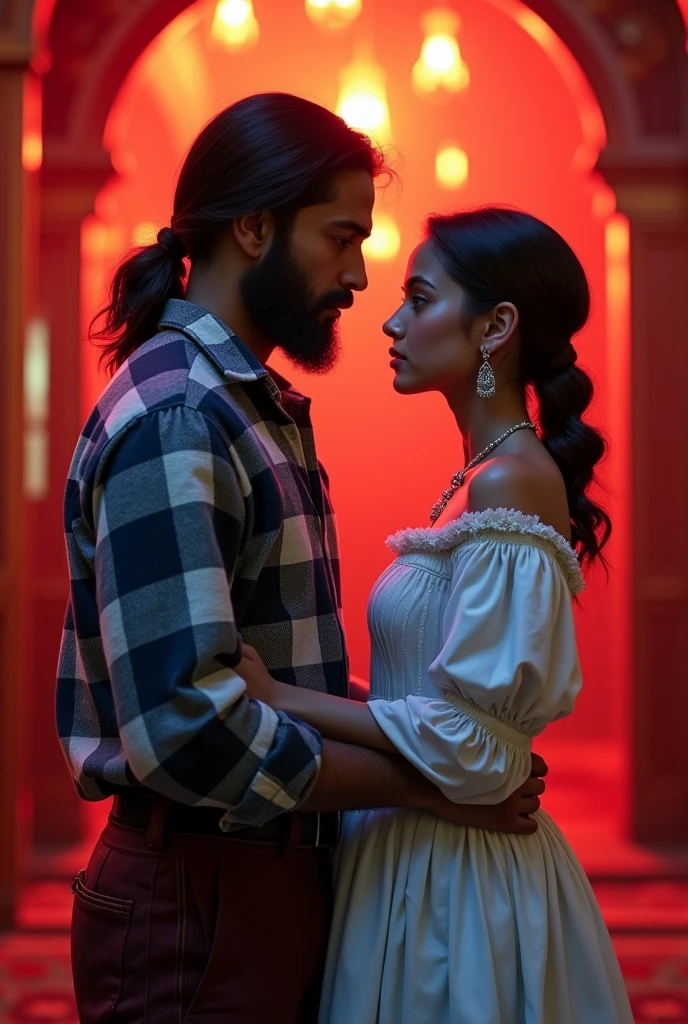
[147,796,170,851]
[279,812,301,861]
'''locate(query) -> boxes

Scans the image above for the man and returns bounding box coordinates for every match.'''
[57,93,546,1023]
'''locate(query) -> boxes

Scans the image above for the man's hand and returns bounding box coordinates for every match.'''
[530,752,548,780]
[422,752,548,836]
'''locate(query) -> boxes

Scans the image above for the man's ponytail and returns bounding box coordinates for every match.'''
[92,227,187,373]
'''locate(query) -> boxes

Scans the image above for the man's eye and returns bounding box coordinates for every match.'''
[334,237,353,249]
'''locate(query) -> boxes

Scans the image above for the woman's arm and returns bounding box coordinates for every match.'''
[238,645,398,753]
[279,685,399,752]
[239,644,548,813]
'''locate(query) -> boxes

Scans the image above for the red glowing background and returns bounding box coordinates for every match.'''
[80,0,631,769]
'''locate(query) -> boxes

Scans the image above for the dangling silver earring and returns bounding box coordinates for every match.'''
[476,347,496,398]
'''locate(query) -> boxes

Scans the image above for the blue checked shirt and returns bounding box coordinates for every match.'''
[56,299,349,829]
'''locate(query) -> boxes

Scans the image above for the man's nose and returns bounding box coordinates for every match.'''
[341,252,368,292]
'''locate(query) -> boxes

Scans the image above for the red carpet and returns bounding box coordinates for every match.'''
[2,879,688,1022]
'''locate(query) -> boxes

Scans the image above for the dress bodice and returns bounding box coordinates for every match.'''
[365,509,585,805]
[368,508,584,716]
[367,550,454,702]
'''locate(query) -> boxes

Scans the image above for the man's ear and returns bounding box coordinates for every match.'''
[233,210,276,259]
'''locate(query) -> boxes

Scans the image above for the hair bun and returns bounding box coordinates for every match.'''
[156,226,188,259]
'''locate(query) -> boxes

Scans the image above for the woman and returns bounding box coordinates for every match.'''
[239,207,633,1023]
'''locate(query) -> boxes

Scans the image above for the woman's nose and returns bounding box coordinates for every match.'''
[383,317,403,339]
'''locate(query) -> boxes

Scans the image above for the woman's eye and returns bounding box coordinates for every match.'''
[410,294,427,310]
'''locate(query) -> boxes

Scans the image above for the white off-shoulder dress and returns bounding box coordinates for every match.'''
[319,510,632,1024]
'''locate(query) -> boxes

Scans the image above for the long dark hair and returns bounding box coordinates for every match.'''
[427,206,611,567]
[93,92,388,373]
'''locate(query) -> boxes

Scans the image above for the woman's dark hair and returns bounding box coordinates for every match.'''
[427,206,611,568]
[93,92,388,372]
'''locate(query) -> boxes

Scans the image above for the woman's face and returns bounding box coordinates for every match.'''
[383,240,479,397]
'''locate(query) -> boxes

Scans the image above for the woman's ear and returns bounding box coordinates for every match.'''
[481,301,519,356]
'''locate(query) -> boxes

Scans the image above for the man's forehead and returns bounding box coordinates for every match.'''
[325,171,374,228]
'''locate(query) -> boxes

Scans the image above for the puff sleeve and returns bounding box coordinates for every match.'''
[368,534,583,804]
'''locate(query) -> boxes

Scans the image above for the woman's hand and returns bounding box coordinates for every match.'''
[237,643,281,707]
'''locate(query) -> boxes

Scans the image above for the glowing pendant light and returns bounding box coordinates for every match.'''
[363,212,401,261]
[212,0,259,50]
[337,53,392,142]
[306,0,362,31]
[413,9,469,97]
[435,145,469,189]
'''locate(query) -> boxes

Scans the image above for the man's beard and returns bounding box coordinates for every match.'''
[239,228,351,374]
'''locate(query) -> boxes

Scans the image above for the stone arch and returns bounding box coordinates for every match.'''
[37,0,688,166]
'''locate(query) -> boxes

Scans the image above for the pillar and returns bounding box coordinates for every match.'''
[602,159,688,843]
[0,55,30,927]
[30,154,113,846]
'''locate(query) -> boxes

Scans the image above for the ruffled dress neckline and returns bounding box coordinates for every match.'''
[386,507,584,596]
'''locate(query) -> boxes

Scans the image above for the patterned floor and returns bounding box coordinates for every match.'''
[0,933,75,1023]
[615,935,688,1022]
[5,769,688,1023]
[2,880,688,1022]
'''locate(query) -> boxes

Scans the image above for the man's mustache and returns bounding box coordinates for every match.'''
[315,291,354,312]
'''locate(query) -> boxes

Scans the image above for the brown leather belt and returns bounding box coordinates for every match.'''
[110,791,340,849]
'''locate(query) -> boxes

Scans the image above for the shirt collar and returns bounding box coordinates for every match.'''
[159,298,267,383]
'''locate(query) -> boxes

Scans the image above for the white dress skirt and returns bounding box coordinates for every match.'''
[319,509,633,1024]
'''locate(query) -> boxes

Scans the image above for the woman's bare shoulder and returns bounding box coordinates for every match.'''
[466,454,571,541]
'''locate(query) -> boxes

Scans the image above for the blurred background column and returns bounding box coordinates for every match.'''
[31,156,112,848]
[0,7,32,927]
[602,158,688,844]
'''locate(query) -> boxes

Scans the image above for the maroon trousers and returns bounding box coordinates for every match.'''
[71,817,333,1023]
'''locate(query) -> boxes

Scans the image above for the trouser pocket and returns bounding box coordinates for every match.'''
[71,869,133,1022]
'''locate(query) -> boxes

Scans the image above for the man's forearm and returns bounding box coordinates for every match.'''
[300,739,540,834]
[300,738,433,813]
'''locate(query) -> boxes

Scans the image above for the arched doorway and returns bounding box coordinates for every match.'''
[80,0,629,849]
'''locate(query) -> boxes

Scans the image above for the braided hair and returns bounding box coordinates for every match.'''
[427,206,611,567]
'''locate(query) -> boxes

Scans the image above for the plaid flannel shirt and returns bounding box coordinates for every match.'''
[56,299,349,829]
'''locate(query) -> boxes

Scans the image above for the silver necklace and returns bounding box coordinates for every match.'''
[430,421,537,524]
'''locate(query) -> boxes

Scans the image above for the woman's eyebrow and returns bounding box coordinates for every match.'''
[404,275,437,291]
